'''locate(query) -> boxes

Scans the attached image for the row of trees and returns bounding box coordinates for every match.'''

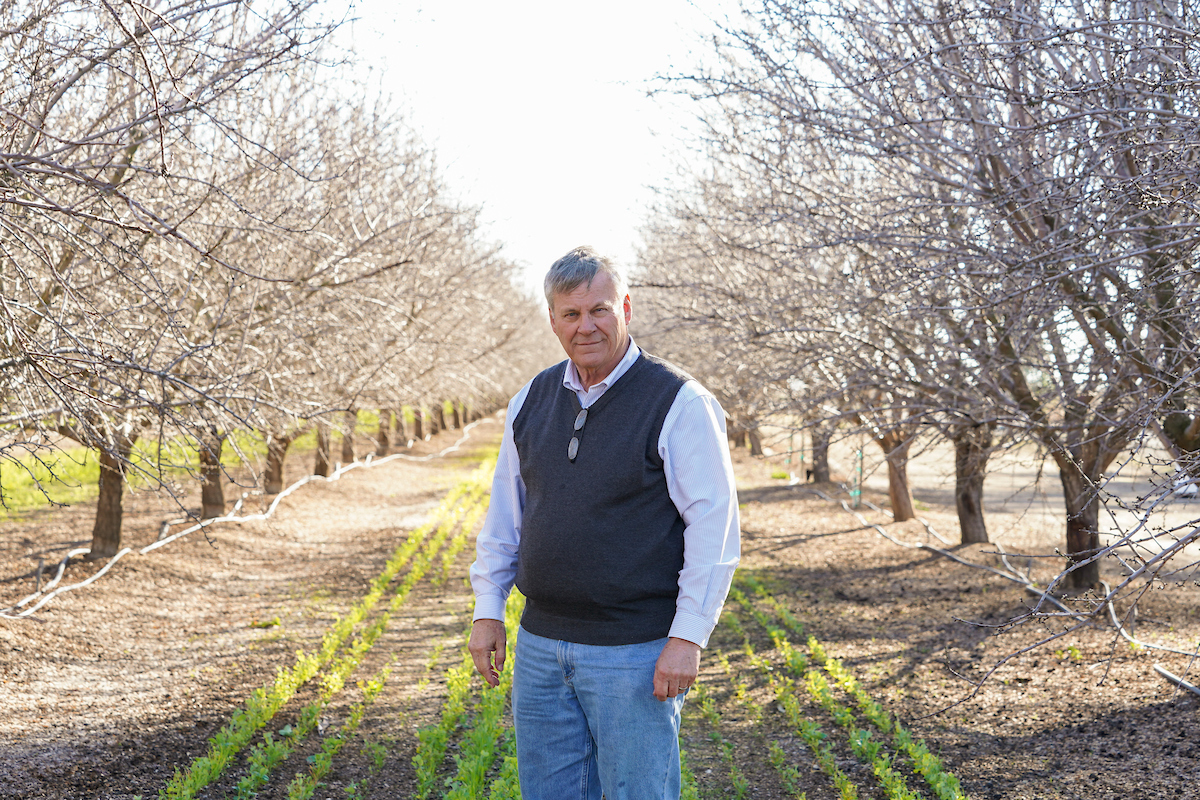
[637,0,1199,595]
[1,1,553,557]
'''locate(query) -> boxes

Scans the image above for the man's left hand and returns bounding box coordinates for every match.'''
[653,637,701,701]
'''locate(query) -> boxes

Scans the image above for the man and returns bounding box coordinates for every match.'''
[468,246,740,800]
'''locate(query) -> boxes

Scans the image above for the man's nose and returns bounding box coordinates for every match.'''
[578,313,597,332]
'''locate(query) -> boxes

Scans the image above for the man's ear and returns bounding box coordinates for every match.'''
[623,294,632,324]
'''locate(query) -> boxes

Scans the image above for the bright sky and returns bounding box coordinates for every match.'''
[343,1,735,295]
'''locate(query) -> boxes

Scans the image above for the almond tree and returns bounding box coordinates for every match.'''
[0,0,339,556]
[636,158,974,527]
[671,0,1200,589]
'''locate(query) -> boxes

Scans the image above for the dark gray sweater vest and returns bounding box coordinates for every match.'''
[512,352,691,645]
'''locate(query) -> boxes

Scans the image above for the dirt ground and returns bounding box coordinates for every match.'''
[0,420,1197,800]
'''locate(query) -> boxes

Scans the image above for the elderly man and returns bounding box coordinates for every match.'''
[468,246,740,800]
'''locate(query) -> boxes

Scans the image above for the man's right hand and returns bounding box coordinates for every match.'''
[468,619,507,687]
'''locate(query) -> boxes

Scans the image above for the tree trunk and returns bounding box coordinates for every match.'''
[1059,461,1101,590]
[462,401,472,424]
[341,409,356,463]
[199,432,226,520]
[811,426,832,483]
[264,433,291,494]
[1164,410,1200,455]
[952,424,991,544]
[376,410,391,453]
[452,402,462,430]
[89,435,136,559]
[747,426,763,456]
[413,407,425,440]
[433,403,447,434]
[314,423,331,477]
[395,409,408,446]
[879,432,916,522]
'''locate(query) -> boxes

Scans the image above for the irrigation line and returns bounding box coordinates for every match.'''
[3,547,90,613]
[853,490,954,547]
[832,491,1199,657]
[144,498,246,553]
[2,418,496,620]
[1,547,132,619]
[1153,664,1200,699]
[146,417,495,554]
[814,488,1032,586]
[1099,579,1200,659]
[813,486,1200,694]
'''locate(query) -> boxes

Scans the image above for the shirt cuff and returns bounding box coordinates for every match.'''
[473,593,508,623]
[668,610,715,649]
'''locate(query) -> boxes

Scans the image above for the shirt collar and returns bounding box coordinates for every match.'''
[563,336,641,394]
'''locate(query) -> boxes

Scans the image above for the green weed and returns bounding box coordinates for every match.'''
[160,463,491,800]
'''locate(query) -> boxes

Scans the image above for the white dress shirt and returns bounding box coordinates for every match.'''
[469,338,741,648]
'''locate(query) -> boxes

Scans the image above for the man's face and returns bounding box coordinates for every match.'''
[548,271,632,381]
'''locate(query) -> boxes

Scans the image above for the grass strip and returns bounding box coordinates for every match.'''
[679,743,702,800]
[160,471,482,800]
[716,651,764,726]
[231,494,474,799]
[436,489,488,586]
[744,642,858,800]
[693,683,751,799]
[280,458,495,800]
[444,589,524,799]
[732,579,943,800]
[822,654,968,800]
[716,651,810,799]
[768,740,808,800]
[727,588,859,800]
[739,573,964,796]
[413,651,474,798]
[485,732,521,800]
[285,664,393,800]
[235,496,472,796]
[804,668,925,800]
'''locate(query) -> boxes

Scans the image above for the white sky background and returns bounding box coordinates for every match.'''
[340,1,737,295]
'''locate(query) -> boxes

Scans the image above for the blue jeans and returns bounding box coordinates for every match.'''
[512,626,687,800]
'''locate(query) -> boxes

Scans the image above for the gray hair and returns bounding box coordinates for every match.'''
[544,246,628,306]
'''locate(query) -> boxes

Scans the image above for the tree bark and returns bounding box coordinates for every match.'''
[811,426,833,483]
[747,426,764,456]
[89,434,137,558]
[264,433,292,494]
[413,407,425,440]
[314,423,331,477]
[1164,411,1200,461]
[452,402,462,430]
[376,409,391,456]
[1059,460,1101,590]
[952,423,991,544]
[395,408,408,446]
[433,403,447,434]
[199,431,226,520]
[341,408,356,463]
[879,431,916,522]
